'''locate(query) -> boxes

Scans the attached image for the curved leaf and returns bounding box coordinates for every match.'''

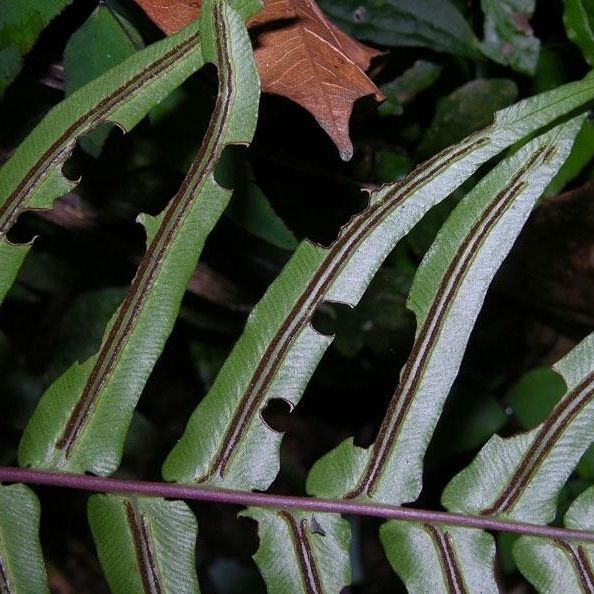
[563,0,594,66]
[442,331,594,523]
[240,508,350,594]
[0,483,48,594]
[514,485,594,593]
[318,0,481,58]
[88,494,200,594]
[0,19,202,305]
[0,0,71,97]
[380,522,497,594]
[163,75,594,492]
[307,116,582,505]
[18,0,260,475]
[480,0,540,75]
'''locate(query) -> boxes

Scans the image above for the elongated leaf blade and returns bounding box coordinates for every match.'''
[480,0,540,75]
[63,4,141,156]
[164,75,594,492]
[514,485,594,593]
[318,0,481,58]
[18,0,260,475]
[442,331,594,523]
[0,484,48,594]
[564,0,594,66]
[0,20,202,306]
[380,522,497,594]
[307,116,583,505]
[88,494,200,594]
[0,0,72,96]
[240,508,350,594]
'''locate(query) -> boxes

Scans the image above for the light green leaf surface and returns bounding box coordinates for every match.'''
[64,4,141,156]
[0,483,48,594]
[380,522,497,594]
[0,18,203,307]
[88,494,200,594]
[318,0,481,58]
[545,118,594,197]
[563,0,594,66]
[164,76,594,492]
[18,0,260,475]
[307,116,582,505]
[443,331,594,523]
[0,0,72,96]
[514,485,594,593]
[480,0,540,75]
[241,508,350,594]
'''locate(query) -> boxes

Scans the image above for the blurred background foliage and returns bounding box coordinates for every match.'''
[2,0,594,592]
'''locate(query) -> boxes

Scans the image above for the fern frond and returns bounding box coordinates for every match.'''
[307,115,583,505]
[0,21,202,305]
[240,508,351,594]
[514,485,594,593]
[0,484,48,594]
[88,494,200,594]
[380,522,497,594]
[17,0,261,475]
[163,76,594,492]
[443,330,594,523]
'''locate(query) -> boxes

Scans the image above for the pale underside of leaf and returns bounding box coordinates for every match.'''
[163,75,594,494]
[0,20,203,306]
[88,494,200,594]
[442,330,594,524]
[0,484,49,594]
[514,485,594,593]
[306,116,582,505]
[17,0,260,476]
[251,0,384,160]
[380,521,497,594]
[241,507,350,594]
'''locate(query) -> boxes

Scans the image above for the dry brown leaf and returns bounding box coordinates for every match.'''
[134,0,384,160]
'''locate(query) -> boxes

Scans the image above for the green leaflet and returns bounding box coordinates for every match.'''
[380,522,497,594]
[318,0,481,58]
[240,508,351,594]
[307,117,582,505]
[63,4,141,156]
[17,0,260,475]
[480,0,540,75]
[378,60,443,117]
[563,0,594,66]
[442,331,594,524]
[88,494,200,594]
[0,484,48,594]
[163,75,594,492]
[0,0,72,97]
[0,18,202,307]
[514,485,594,592]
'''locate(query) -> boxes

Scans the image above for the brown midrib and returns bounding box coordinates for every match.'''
[56,3,232,458]
[555,540,594,593]
[481,373,594,516]
[345,145,549,499]
[0,33,199,233]
[201,136,491,481]
[279,511,323,594]
[124,501,163,594]
[424,524,468,594]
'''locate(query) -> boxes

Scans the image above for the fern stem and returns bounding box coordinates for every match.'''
[0,466,591,543]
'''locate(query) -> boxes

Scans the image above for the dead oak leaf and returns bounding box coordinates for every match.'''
[134,0,201,35]
[134,0,384,160]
